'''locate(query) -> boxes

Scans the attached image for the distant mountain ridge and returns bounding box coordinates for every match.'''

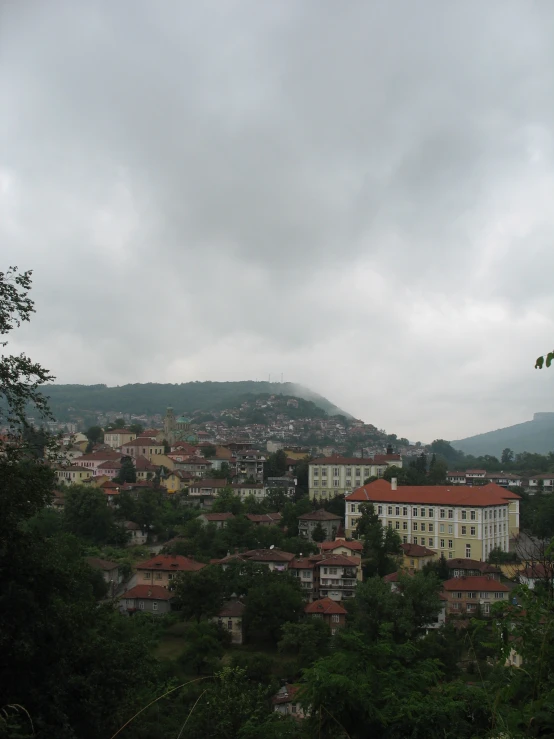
[40,381,352,421]
[453,413,554,457]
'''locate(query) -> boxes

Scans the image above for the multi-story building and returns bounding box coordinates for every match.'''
[119,438,165,461]
[231,483,266,500]
[442,575,510,616]
[135,554,205,588]
[314,554,361,601]
[304,597,347,635]
[298,509,342,541]
[265,476,296,498]
[344,479,520,561]
[55,465,94,485]
[308,454,402,500]
[400,542,436,572]
[447,470,522,488]
[104,429,136,449]
[234,450,265,482]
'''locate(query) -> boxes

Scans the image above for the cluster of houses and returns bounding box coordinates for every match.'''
[446,468,554,492]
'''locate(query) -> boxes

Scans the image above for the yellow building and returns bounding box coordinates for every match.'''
[104,429,137,449]
[309,454,403,500]
[55,466,94,485]
[400,542,437,572]
[119,438,164,461]
[345,479,520,561]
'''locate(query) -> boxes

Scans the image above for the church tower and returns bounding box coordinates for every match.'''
[163,407,176,444]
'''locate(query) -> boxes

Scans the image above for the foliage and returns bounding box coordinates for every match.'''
[114,454,136,484]
[311,521,327,542]
[173,566,226,623]
[178,622,227,675]
[355,503,401,577]
[279,619,331,670]
[63,485,128,546]
[264,449,289,479]
[84,425,103,443]
[242,572,304,645]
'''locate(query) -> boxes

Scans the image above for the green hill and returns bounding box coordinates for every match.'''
[40,381,352,421]
[453,412,554,457]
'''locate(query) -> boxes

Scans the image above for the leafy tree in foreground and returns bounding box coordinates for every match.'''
[311,521,327,542]
[279,618,331,670]
[173,566,226,622]
[179,621,227,675]
[114,454,136,483]
[355,502,401,577]
[242,573,303,645]
[85,425,103,443]
[64,485,127,546]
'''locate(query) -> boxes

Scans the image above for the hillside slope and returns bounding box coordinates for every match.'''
[453,413,554,457]
[40,381,352,421]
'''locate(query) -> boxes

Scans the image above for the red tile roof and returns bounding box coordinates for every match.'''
[298,509,342,521]
[97,461,122,470]
[520,563,552,578]
[121,438,163,447]
[201,513,235,521]
[135,455,158,471]
[316,554,361,567]
[218,600,245,617]
[442,576,510,592]
[345,479,520,506]
[446,558,500,574]
[319,539,363,552]
[136,555,206,572]
[305,597,347,615]
[86,556,119,571]
[272,685,301,705]
[310,454,401,465]
[189,478,227,488]
[246,513,283,524]
[121,585,173,601]
[289,556,321,569]
[401,542,436,558]
[106,428,132,434]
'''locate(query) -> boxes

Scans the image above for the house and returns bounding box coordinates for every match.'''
[234,450,265,483]
[215,548,295,572]
[264,476,296,498]
[344,478,520,561]
[119,438,165,461]
[308,454,402,500]
[214,600,245,644]
[526,474,554,493]
[289,556,319,599]
[446,471,467,485]
[198,512,235,529]
[442,575,511,616]
[122,520,148,546]
[96,460,123,479]
[486,473,522,488]
[313,554,361,601]
[518,562,554,589]
[75,450,124,474]
[136,554,206,588]
[465,469,487,482]
[49,489,65,511]
[298,509,341,542]
[305,597,347,634]
[55,465,94,485]
[161,469,191,494]
[231,483,266,501]
[135,455,158,481]
[174,456,212,477]
[104,429,137,449]
[86,556,122,596]
[245,512,283,527]
[446,558,502,580]
[188,478,228,504]
[120,585,174,615]
[318,538,364,557]
[401,542,437,572]
[272,685,307,719]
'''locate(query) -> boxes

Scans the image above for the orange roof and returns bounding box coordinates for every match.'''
[121,585,173,600]
[443,576,510,592]
[401,542,436,558]
[136,555,205,572]
[305,597,347,615]
[316,554,361,567]
[319,539,363,552]
[345,479,520,506]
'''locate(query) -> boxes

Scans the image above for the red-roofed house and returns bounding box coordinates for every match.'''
[245,512,283,526]
[272,685,307,719]
[136,554,206,588]
[305,597,347,633]
[401,542,436,572]
[442,575,510,616]
[309,454,403,500]
[314,554,362,601]
[213,600,245,644]
[518,562,554,590]
[345,479,520,561]
[319,538,364,557]
[119,438,165,460]
[298,509,341,542]
[134,455,158,480]
[119,585,174,615]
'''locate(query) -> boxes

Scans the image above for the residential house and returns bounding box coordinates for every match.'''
[298,509,341,542]
[119,585,174,615]
[214,600,245,644]
[486,473,522,488]
[122,520,148,546]
[215,548,295,572]
[198,512,235,529]
[96,460,123,480]
[308,454,402,500]
[344,478,520,560]
[264,476,296,498]
[305,597,347,634]
[100,480,121,505]
[188,478,228,505]
[526,473,554,493]
[318,538,364,558]
[231,483,266,501]
[135,455,158,481]
[174,456,212,477]
[119,438,165,461]
[272,685,307,719]
[86,556,122,596]
[161,469,191,494]
[136,554,206,588]
[289,556,319,599]
[447,470,522,488]
[314,554,361,601]
[518,562,554,589]
[446,558,502,580]
[465,469,487,482]
[442,575,511,616]
[50,489,65,511]
[401,542,437,572]
[234,450,265,482]
[446,471,468,485]
[75,450,124,474]
[245,512,283,527]
[104,429,137,449]
[55,465,94,485]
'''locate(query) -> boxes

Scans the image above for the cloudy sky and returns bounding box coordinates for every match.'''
[2,1,554,442]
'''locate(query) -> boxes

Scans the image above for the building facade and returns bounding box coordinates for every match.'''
[234,450,265,482]
[345,479,520,560]
[442,575,510,616]
[298,509,342,541]
[308,454,402,501]
[104,429,136,449]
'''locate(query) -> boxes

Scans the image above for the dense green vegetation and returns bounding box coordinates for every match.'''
[430,438,554,475]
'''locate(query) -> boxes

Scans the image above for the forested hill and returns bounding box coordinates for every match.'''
[40,381,351,420]
[453,412,554,457]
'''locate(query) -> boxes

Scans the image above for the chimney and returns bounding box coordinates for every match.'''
[391,478,398,491]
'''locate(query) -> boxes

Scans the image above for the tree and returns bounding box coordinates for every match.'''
[85,425,103,443]
[355,503,401,577]
[128,422,144,434]
[242,573,303,645]
[114,454,136,484]
[202,443,217,459]
[279,619,330,669]
[311,521,327,542]
[178,621,226,675]
[134,488,162,533]
[173,566,226,622]
[264,449,288,479]
[501,447,514,465]
[211,486,243,514]
[427,455,447,485]
[64,485,126,545]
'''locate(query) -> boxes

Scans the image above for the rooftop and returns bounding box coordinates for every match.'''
[86,556,119,571]
[442,576,510,592]
[136,554,206,572]
[298,509,342,521]
[305,597,347,615]
[401,542,436,558]
[121,585,173,601]
[346,479,520,506]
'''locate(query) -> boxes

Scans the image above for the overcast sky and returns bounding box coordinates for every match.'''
[2,1,554,442]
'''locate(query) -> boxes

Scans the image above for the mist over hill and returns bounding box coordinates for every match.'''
[40,381,352,421]
[453,412,554,457]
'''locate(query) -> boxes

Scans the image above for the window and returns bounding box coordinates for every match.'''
[448,524,453,534]
[152,601,158,611]
[421,523,426,532]
[388,521,392,528]
[410,559,415,566]
[377,505,383,514]
[470,510,476,521]
[333,467,339,476]
[413,537,418,544]
[351,504,356,513]
[168,573,175,580]
[156,572,162,580]
[402,535,408,543]
[428,509,434,517]
[364,469,369,477]
[455,591,462,599]
[412,508,418,517]
[321,469,327,476]
[228,620,233,630]
[484,525,488,536]
[403,507,408,516]
[345,467,351,475]
[413,522,418,531]
[440,539,445,548]
[448,552,453,559]
[313,468,319,476]
[403,521,408,530]
[448,539,453,549]
[467,592,476,599]
[440,509,445,519]
[461,510,467,520]
[466,603,476,612]
[331,629,336,636]
[329,568,337,575]
[302,571,310,578]
[388,506,393,515]
[144,572,151,579]
[355,468,361,477]
[333,480,339,487]
[470,526,476,536]
[420,508,426,517]
[494,592,504,599]
[461,526,467,535]
[465,545,471,558]
[395,506,400,515]
[139,601,145,610]
[345,479,351,486]
[451,602,460,610]
[484,511,487,520]
[429,523,434,532]
[440,524,445,533]
[332,614,340,623]
[448,510,453,519]
[483,603,490,614]
[395,521,400,530]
